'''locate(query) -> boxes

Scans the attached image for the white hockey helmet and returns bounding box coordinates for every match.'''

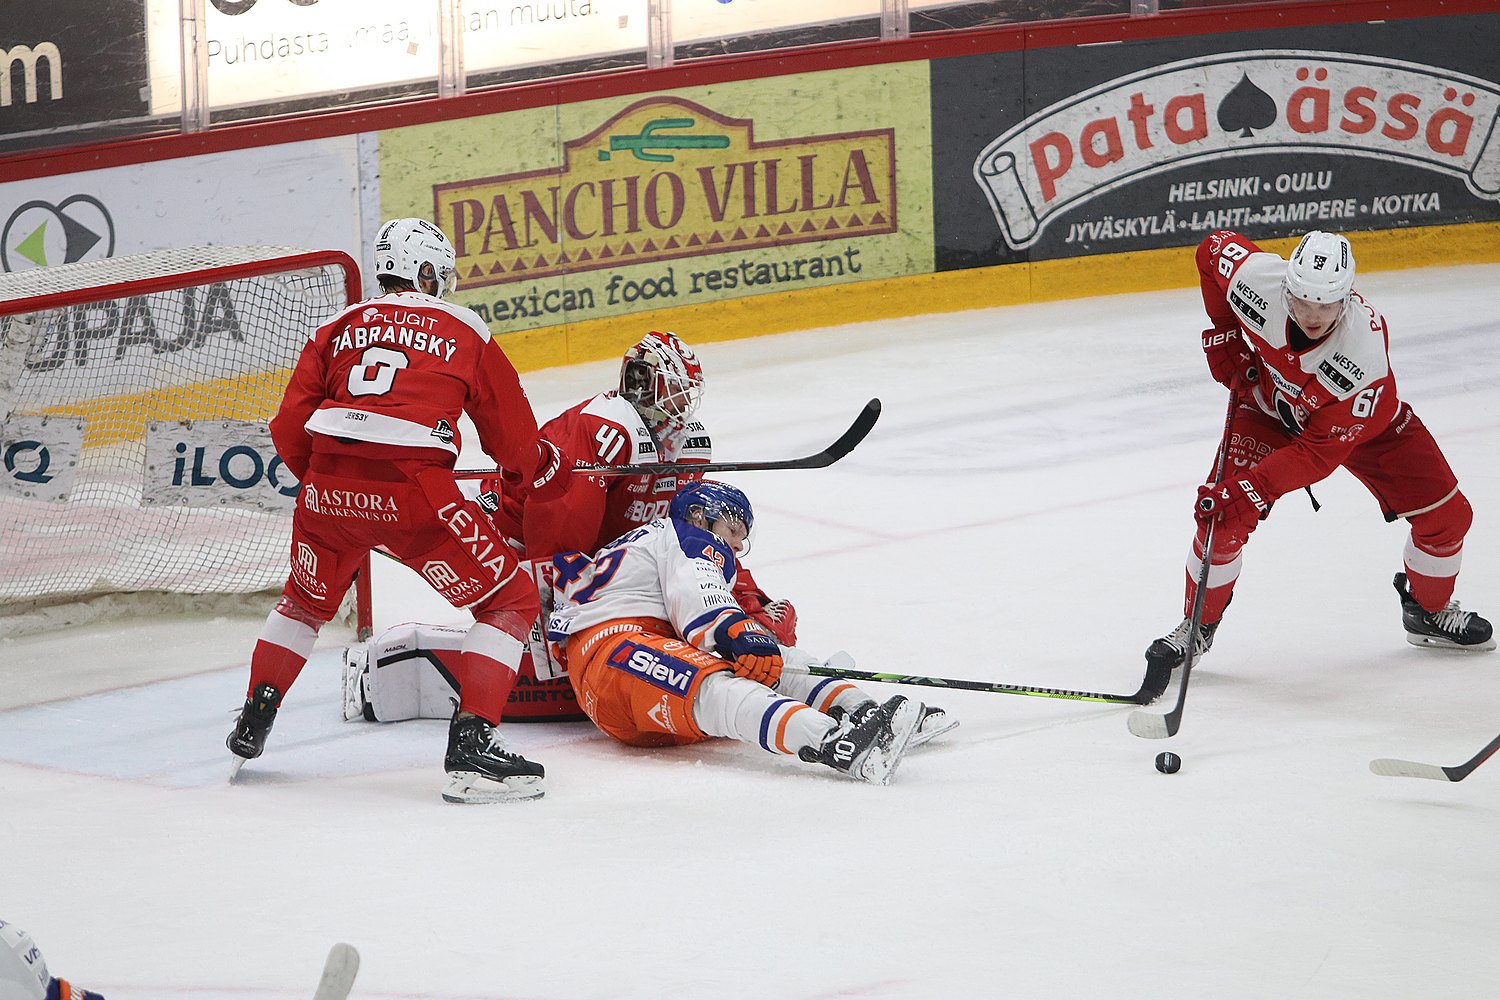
[0,920,48,1000]
[372,217,458,298]
[1284,230,1355,305]
[620,331,705,428]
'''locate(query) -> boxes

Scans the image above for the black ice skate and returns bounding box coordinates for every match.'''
[227,683,282,778]
[802,695,921,785]
[838,699,957,748]
[1393,573,1496,651]
[1143,618,1220,697]
[442,712,546,803]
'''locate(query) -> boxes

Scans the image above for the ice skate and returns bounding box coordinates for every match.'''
[227,683,282,778]
[341,642,373,722]
[801,695,921,785]
[839,699,957,748]
[1143,617,1219,696]
[1393,573,1496,651]
[442,712,545,803]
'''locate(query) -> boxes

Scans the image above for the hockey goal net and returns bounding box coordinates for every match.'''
[0,246,360,630]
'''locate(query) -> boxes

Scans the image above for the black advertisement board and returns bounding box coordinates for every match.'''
[1,0,152,152]
[931,14,1500,270]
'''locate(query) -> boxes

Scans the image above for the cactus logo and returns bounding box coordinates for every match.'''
[1,195,115,272]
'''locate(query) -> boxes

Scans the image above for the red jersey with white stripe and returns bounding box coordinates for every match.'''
[496,392,710,557]
[1197,230,1403,501]
[270,289,540,480]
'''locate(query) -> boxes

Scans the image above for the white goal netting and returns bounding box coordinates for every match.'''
[0,246,358,626]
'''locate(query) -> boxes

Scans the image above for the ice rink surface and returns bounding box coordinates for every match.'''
[2,264,1498,999]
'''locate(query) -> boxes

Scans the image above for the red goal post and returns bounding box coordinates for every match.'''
[0,246,361,632]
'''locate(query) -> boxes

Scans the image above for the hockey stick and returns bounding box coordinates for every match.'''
[1127,387,1244,740]
[312,943,360,1000]
[454,398,881,478]
[791,662,1152,705]
[1369,731,1500,782]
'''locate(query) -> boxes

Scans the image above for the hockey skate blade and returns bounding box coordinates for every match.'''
[1125,709,1173,740]
[1404,633,1498,652]
[859,699,922,786]
[228,754,249,782]
[1369,758,1451,781]
[313,942,360,1000]
[442,770,545,803]
[908,707,959,748]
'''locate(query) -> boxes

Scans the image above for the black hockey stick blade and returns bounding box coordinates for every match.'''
[1370,731,1500,782]
[455,399,881,479]
[312,942,360,1000]
[804,664,1151,705]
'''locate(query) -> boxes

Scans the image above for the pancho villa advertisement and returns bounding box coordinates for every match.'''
[931,14,1500,270]
[378,64,933,334]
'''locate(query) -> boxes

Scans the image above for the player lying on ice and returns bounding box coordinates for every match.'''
[341,331,953,782]
[354,480,956,785]
[1143,228,1494,697]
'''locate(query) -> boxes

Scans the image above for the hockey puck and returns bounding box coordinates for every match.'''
[1155,751,1182,774]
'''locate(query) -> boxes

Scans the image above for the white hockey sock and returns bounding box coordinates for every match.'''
[693,672,836,755]
[775,647,874,717]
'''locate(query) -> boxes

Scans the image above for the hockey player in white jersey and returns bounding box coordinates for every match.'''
[0,919,103,1000]
[548,479,936,784]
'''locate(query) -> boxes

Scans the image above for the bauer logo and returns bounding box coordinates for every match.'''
[142,420,300,512]
[972,51,1500,248]
[605,641,698,696]
[433,95,897,289]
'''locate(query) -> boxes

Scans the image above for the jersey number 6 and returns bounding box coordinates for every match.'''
[347,346,409,397]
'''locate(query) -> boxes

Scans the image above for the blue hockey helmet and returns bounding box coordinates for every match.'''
[669,480,754,539]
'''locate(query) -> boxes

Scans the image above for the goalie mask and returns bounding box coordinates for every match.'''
[373,217,458,299]
[620,331,704,428]
[669,480,753,554]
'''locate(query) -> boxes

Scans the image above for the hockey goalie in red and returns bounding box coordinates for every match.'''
[226,217,574,803]
[1143,229,1494,695]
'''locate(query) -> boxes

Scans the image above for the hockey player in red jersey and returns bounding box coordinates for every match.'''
[1144,229,1494,693]
[342,331,807,722]
[226,217,574,803]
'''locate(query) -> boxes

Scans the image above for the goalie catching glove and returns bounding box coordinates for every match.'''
[1196,472,1272,544]
[713,612,784,686]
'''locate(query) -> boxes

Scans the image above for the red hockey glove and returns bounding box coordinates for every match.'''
[758,599,799,647]
[1201,325,1257,392]
[713,612,784,686]
[528,439,574,502]
[731,566,799,646]
[1196,472,1271,543]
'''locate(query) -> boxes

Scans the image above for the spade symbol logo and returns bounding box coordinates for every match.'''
[1217,74,1278,138]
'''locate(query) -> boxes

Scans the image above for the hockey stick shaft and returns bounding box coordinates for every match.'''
[312,943,360,1000]
[455,398,881,479]
[1128,389,1242,739]
[801,664,1150,704]
[1370,730,1500,782]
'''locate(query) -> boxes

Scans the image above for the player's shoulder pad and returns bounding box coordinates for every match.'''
[579,394,659,462]
[670,517,738,581]
[1313,294,1390,400]
[1224,254,1284,335]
